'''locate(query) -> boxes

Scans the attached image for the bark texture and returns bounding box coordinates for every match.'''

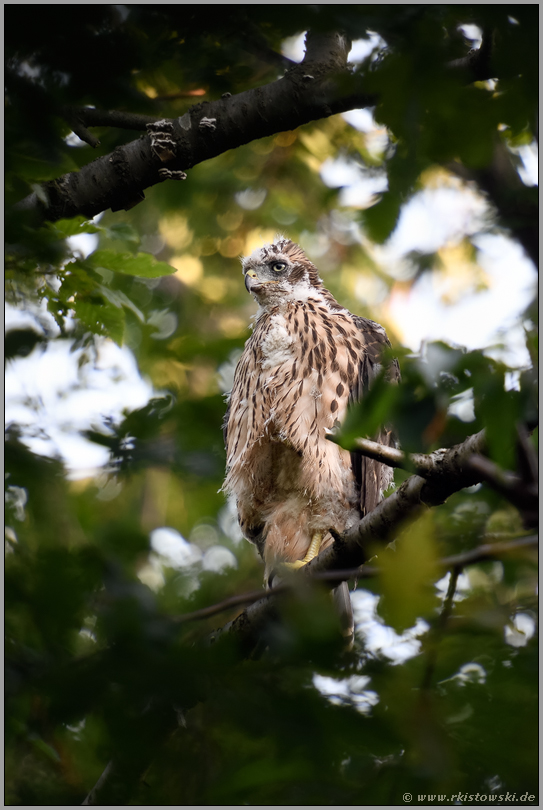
[18,32,373,223]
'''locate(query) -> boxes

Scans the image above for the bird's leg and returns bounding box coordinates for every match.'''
[302,530,324,564]
[282,531,324,572]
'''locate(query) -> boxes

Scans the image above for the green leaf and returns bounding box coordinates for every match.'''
[73,299,125,345]
[96,284,145,322]
[476,377,523,471]
[47,216,101,238]
[29,735,61,763]
[363,193,402,244]
[101,222,140,244]
[89,250,176,278]
[376,511,440,632]
[337,370,401,449]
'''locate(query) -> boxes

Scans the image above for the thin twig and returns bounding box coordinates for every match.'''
[421,565,461,691]
[349,436,531,558]
[171,536,538,625]
[171,587,286,623]
[352,437,444,475]
[62,107,159,133]
[351,430,489,487]
[438,535,538,568]
[467,455,538,527]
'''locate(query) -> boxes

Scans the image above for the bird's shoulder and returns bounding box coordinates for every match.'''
[350,313,397,366]
[330,311,400,398]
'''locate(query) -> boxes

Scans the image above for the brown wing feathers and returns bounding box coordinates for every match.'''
[348,318,399,517]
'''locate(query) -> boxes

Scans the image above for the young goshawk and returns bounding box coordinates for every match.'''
[223,237,398,634]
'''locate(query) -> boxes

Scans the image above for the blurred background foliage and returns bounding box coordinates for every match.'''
[5,4,537,805]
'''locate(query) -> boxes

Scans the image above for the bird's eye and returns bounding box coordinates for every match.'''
[271,261,286,272]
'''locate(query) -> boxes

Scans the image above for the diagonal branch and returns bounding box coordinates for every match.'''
[354,427,538,529]
[16,31,373,224]
[14,26,535,272]
[467,454,538,527]
[172,535,537,625]
[352,436,457,476]
[61,107,160,147]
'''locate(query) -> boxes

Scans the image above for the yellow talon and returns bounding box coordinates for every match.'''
[281,559,306,572]
[302,531,323,564]
[281,531,323,572]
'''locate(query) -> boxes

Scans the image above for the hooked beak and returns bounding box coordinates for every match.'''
[245,269,276,293]
[244,269,259,293]
[244,269,279,293]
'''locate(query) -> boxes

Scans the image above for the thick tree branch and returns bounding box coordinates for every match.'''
[353,430,537,531]
[342,429,487,540]
[14,26,535,273]
[352,423,536,530]
[5,66,202,148]
[16,31,374,223]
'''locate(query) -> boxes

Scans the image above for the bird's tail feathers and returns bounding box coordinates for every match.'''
[333,581,354,648]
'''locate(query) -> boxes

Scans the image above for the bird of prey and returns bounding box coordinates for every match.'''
[223,237,398,634]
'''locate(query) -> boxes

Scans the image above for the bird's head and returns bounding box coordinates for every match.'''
[241,237,322,304]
